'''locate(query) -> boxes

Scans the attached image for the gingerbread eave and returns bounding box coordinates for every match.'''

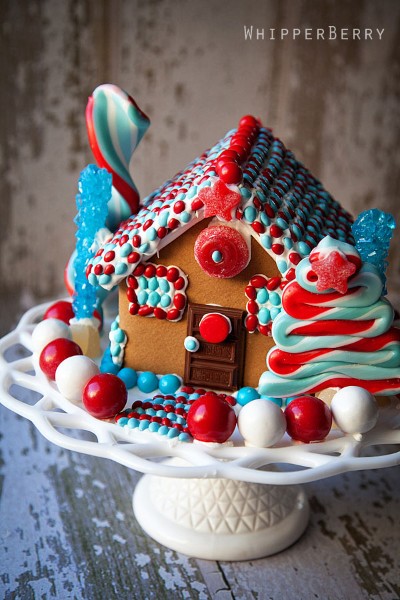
[87,118,355,291]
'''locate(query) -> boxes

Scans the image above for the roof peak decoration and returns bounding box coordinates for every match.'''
[85,86,354,292]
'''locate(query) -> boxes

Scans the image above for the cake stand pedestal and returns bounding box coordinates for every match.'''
[133,469,308,560]
[0,302,399,561]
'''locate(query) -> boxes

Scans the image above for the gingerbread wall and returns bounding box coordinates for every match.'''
[119,219,279,387]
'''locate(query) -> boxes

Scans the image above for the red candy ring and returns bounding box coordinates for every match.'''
[194,225,250,278]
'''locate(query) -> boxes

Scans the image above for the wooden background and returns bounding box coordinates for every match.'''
[1,0,399,328]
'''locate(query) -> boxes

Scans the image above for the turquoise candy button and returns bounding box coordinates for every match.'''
[270,307,281,320]
[120,243,133,257]
[148,277,158,291]
[160,295,172,308]
[260,396,283,407]
[257,288,269,304]
[258,307,271,325]
[236,387,260,406]
[159,278,170,292]
[138,276,148,289]
[159,374,181,394]
[137,290,148,305]
[137,371,159,393]
[269,292,281,306]
[148,291,161,306]
[298,241,311,255]
[117,368,137,389]
[114,329,126,343]
[244,206,257,223]
[115,262,128,275]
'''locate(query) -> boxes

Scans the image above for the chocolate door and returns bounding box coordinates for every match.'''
[184,303,246,391]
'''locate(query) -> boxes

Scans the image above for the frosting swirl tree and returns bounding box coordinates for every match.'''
[259,236,400,397]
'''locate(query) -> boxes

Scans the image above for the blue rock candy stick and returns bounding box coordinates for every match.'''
[352,209,396,295]
[73,165,112,319]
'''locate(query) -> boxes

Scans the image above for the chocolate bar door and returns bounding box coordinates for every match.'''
[184,303,246,391]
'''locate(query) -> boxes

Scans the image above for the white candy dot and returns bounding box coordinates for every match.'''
[238,399,286,447]
[331,386,379,435]
[55,355,100,404]
[31,318,71,353]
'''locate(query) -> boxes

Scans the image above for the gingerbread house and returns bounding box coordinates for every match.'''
[87,115,354,391]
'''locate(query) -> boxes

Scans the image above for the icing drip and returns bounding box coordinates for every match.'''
[109,316,127,366]
[259,236,400,397]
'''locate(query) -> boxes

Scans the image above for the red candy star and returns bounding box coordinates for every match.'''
[198,180,241,221]
[311,251,357,294]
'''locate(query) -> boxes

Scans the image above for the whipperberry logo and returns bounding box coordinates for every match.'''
[243,26,384,41]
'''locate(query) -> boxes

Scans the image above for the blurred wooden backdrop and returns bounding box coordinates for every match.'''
[1,0,399,329]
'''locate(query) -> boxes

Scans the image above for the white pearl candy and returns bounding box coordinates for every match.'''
[331,386,379,435]
[31,318,71,353]
[238,399,286,447]
[55,355,100,404]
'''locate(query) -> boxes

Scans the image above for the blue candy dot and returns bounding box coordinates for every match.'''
[236,387,260,406]
[137,371,159,393]
[260,395,283,407]
[100,347,121,375]
[160,295,172,308]
[269,292,281,306]
[118,367,138,389]
[159,374,181,394]
[212,250,223,263]
[148,291,161,306]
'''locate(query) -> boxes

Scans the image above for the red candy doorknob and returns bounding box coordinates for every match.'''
[199,313,231,344]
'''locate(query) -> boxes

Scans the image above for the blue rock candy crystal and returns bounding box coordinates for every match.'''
[73,165,112,319]
[352,209,396,294]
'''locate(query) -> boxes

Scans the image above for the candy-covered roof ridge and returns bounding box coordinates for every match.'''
[87,116,354,290]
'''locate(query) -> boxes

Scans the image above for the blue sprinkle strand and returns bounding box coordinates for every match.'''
[73,165,112,318]
[352,209,396,294]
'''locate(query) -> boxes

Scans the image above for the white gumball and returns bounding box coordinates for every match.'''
[238,399,286,447]
[331,386,379,435]
[55,355,100,404]
[31,318,71,353]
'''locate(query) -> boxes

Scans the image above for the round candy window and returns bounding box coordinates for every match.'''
[194,225,250,278]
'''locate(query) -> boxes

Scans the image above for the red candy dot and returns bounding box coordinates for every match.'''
[250,275,268,288]
[156,265,167,277]
[39,338,82,380]
[83,373,127,420]
[44,301,75,325]
[218,161,243,184]
[173,293,186,311]
[239,115,258,128]
[167,267,179,282]
[199,313,231,344]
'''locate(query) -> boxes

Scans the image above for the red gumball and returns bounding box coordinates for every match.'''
[187,393,237,443]
[284,395,332,443]
[83,373,127,419]
[39,338,82,380]
[44,301,75,325]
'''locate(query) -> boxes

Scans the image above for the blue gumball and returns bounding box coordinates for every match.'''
[236,386,260,406]
[159,374,181,395]
[260,395,283,407]
[137,371,159,393]
[118,368,138,389]
[100,347,121,375]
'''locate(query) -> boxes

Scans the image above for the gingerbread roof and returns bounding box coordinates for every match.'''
[87,116,354,290]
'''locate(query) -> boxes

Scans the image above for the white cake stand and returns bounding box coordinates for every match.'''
[1,302,399,560]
